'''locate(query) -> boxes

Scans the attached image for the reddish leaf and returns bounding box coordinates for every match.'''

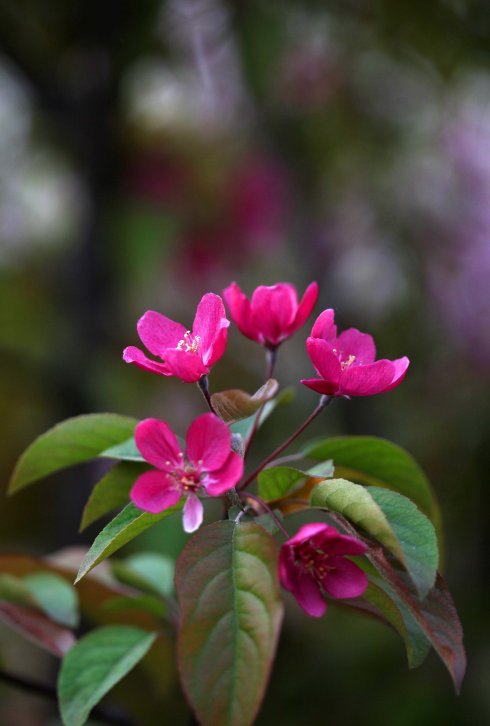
[211,379,279,423]
[368,546,466,692]
[176,521,283,726]
[0,600,75,657]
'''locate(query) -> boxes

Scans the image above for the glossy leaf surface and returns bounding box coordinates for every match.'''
[311,479,438,598]
[9,414,137,494]
[58,625,156,726]
[176,521,283,726]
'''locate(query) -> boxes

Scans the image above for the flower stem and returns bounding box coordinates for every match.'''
[239,394,332,491]
[241,491,290,538]
[244,347,278,455]
[197,375,217,415]
[265,346,278,380]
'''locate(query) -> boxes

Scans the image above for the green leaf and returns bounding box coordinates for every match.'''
[176,521,283,726]
[111,553,175,598]
[75,503,182,584]
[57,625,156,726]
[359,576,431,669]
[367,546,466,692]
[100,437,144,462]
[311,479,438,598]
[303,436,441,531]
[9,414,138,494]
[80,462,147,531]
[23,573,79,628]
[211,379,279,423]
[258,461,334,502]
[367,487,438,600]
[0,574,37,608]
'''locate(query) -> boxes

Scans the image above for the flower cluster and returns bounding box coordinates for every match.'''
[124,280,409,615]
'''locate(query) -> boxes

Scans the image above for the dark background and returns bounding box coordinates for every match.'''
[0,1,489,723]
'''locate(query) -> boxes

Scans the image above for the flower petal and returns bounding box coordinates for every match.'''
[163,348,209,383]
[306,338,342,384]
[130,471,181,514]
[322,558,368,599]
[223,282,260,342]
[182,493,203,533]
[123,346,172,376]
[384,356,410,391]
[292,570,327,618]
[137,311,187,357]
[204,451,244,495]
[313,531,368,557]
[192,293,230,366]
[250,283,297,346]
[287,281,319,335]
[186,413,230,471]
[335,328,376,364]
[278,547,297,592]
[286,523,330,547]
[310,308,337,342]
[339,359,397,396]
[135,418,183,470]
[301,377,339,395]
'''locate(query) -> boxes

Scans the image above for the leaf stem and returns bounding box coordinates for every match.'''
[239,395,332,491]
[241,492,290,538]
[197,375,217,415]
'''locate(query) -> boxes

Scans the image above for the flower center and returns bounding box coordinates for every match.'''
[176,330,201,354]
[170,456,203,494]
[333,348,357,370]
[296,542,333,581]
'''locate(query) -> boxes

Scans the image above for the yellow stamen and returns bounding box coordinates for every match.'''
[176,330,201,353]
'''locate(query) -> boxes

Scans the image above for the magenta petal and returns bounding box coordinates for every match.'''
[182,493,203,533]
[322,559,368,599]
[186,413,230,471]
[163,348,209,383]
[204,451,244,495]
[306,338,342,383]
[314,533,368,557]
[292,571,327,618]
[310,309,337,342]
[192,293,230,365]
[278,547,296,592]
[137,311,187,357]
[130,471,181,514]
[301,377,339,395]
[335,328,376,364]
[288,281,319,334]
[135,418,183,470]
[223,282,260,342]
[340,359,397,396]
[250,284,297,345]
[286,523,330,547]
[384,356,410,391]
[123,346,172,376]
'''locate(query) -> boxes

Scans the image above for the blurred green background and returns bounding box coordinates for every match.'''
[0,0,489,723]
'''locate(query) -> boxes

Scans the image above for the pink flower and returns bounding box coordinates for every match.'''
[223,281,318,349]
[123,293,229,383]
[279,523,368,617]
[130,413,243,533]
[301,309,409,397]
